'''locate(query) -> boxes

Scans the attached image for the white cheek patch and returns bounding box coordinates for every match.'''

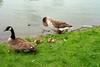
[8,37,12,41]
[59,27,70,31]
[8,27,12,31]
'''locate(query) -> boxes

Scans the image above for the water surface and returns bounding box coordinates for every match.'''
[0,0,100,40]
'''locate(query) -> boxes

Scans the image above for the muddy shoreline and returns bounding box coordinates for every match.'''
[1,25,99,42]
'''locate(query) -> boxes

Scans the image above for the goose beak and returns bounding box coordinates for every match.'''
[4,29,6,32]
[4,29,8,32]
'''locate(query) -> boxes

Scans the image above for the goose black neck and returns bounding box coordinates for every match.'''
[10,28,16,39]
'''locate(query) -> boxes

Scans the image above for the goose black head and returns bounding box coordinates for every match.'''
[4,26,13,31]
[43,17,47,22]
[42,17,48,26]
[4,26,16,39]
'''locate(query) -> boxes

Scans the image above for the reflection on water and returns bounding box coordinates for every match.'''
[0,0,100,40]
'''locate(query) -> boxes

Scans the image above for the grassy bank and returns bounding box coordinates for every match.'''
[0,26,100,67]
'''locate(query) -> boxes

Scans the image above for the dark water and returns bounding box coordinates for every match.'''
[0,0,100,40]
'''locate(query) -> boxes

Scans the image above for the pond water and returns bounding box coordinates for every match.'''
[0,0,100,40]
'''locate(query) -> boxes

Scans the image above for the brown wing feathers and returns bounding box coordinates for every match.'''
[50,19,72,28]
[8,38,36,52]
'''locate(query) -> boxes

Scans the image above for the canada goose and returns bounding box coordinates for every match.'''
[4,26,36,52]
[42,17,72,34]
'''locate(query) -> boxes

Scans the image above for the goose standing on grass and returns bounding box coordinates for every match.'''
[4,26,36,52]
[42,17,72,34]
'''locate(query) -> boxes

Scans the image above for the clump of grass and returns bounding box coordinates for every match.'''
[0,26,100,67]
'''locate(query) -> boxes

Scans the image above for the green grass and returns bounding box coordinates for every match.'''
[0,26,100,67]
